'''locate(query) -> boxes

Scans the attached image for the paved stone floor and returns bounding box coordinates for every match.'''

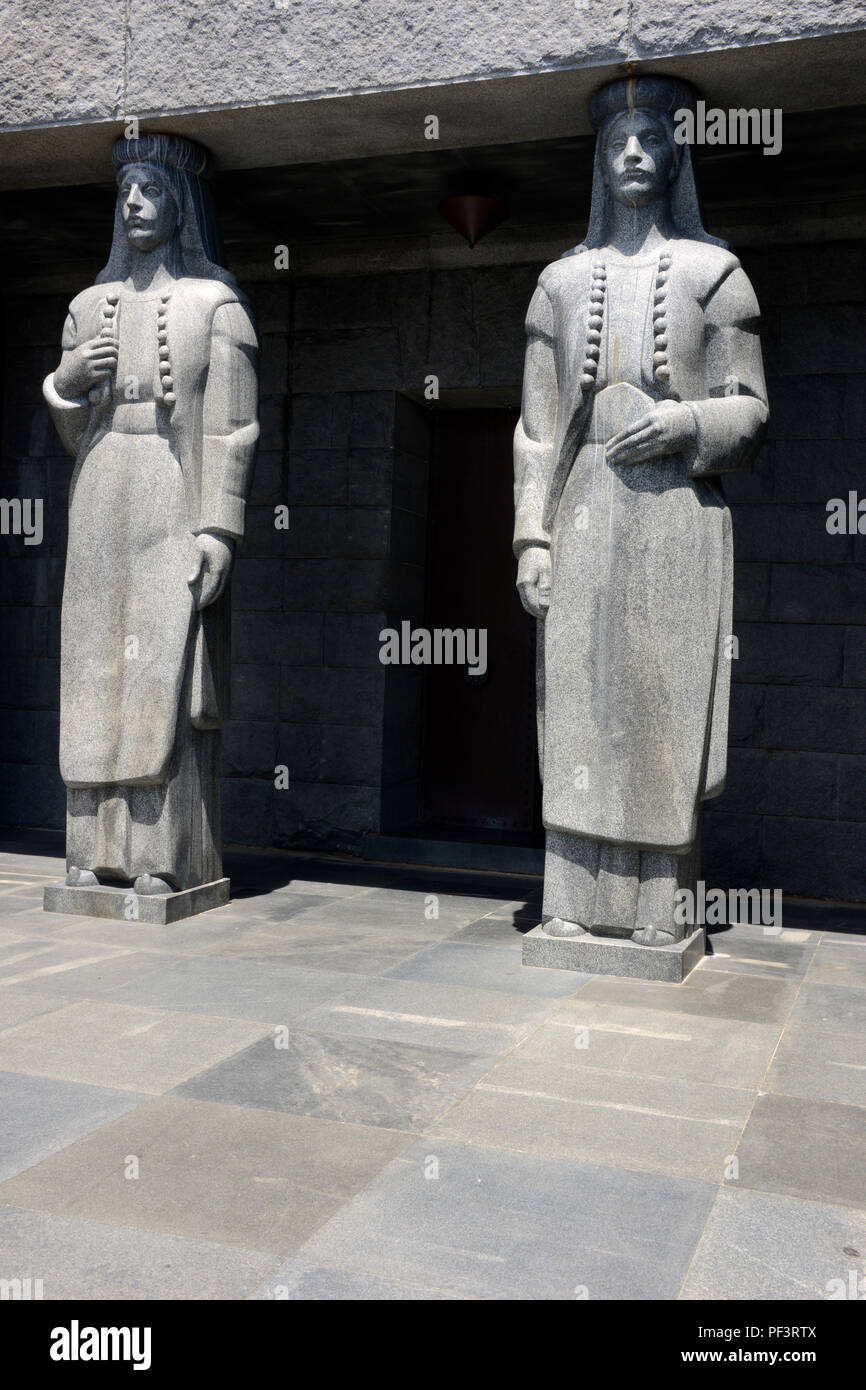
[0,833,864,1301]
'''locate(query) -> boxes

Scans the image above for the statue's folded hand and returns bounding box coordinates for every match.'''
[517,545,552,619]
[187,533,235,610]
[54,336,119,400]
[605,400,696,466]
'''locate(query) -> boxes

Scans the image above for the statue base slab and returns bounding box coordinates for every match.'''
[522,923,705,983]
[43,878,230,924]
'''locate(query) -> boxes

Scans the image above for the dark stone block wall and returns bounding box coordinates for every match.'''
[1,244,864,899]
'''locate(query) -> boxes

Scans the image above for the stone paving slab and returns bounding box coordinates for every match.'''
[74,953,364,1024]
[260,1138,717,1300]
[297,973,556,1054]
[568,969,800,1025]
[0,1206,279,1301]
[0,1071,147,1182]
[806,938,866,991]
[0,839,862,1300]
[0,998,271,1093]
[732,1093,866,1210]
[680,1187,866,1301]
[384,940,587,997]
[174,1029,496,1130]
[540,1002,783,1089]
[0,1094,411,1257]
[249,1258,462,1300]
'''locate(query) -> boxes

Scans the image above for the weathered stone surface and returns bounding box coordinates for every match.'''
[523,924,706,982]
[41,133,258,899]
[515,77,767,968]
[43,878,231,924]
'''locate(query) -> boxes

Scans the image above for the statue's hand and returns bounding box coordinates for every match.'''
[53,335,118,400]
[187,533,235,610]
[517,546,552,620]
[605,400,697,466]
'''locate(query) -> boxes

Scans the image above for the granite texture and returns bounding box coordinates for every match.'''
[522,923,706,982]
[514,77,767,964]
[41,134,258,902]
[42,878,230,924]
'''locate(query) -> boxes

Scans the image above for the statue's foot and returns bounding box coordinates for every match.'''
[65,866,99,887]
[133,874,174,896]
[543,916,588,938]
[631,924,676,947]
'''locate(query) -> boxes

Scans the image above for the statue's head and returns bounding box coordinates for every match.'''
[118,162,181,253]
[601,109,679,209]
[572,75,726,251]
[96,131,236,287]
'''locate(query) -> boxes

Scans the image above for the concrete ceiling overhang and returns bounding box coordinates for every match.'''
[1,27,866,190]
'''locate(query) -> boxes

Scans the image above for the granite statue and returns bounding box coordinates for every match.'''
[43,133,259,906]
[514,77,768,958]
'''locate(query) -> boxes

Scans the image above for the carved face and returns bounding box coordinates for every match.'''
[602,112,676,207]
[118,163,179,252]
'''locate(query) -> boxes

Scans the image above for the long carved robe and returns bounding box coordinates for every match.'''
[44,276,258,888]
[514,239,768,858]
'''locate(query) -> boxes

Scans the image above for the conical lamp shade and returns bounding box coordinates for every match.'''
[438,194,508,247]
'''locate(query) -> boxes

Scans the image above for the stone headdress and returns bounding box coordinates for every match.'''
[575,75,726,252]
[96,132,238,286]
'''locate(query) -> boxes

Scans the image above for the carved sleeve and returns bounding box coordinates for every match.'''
[42,308,91,458]
[686,264,769,477]
[513,282,558,554]
[197,298,260,540]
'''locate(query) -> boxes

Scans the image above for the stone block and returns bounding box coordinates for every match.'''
[273,781,380,851]
[327,506,391,560]
[242,503,290,558]
[842,626,866,686]
[248,450,284,505]
[258,396,286,451]
[320,725,381,786]
[293,278,394,331]
[522,924,706,982]
[258,334,290,395]
[733,621,844,685]
[290,393,352,450]
[349,393,395,449]
[0,708,59,765]
[733,503,852,565]
[324,612,388,668]
[764,686,866,754]
[842,375,866,439]
[346,450,394,507]
[229,663,280,722]
[276,723,322,782]
[770,562,866,624]
[728,682,766,746]
[761,818,866,902]
[221,776,274,846]
[779,306,866,376]
[837,755,866,821]
[287,449,349,506]
[283,558,389,612]
[767,377,844,441]
[222,721,278,778]
[292,328,401,392]
[773,439,865,503]
[231,557,282,612]
[702,811,763,889]
[279,665,383,725]
[0,656,59,711]
[43,878,230,924]
[732,562,770,621]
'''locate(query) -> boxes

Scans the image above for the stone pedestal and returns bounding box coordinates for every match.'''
[522,923,705,983]
[43,878,230,924]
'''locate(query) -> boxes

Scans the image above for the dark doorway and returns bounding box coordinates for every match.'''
[418,407,542,840]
